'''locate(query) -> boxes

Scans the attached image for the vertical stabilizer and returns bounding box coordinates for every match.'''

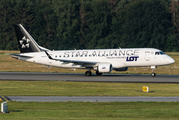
[14,24,50,53]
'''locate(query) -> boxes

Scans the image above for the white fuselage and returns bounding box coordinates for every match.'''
[17,48,175,70]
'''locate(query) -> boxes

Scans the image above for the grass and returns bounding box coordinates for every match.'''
[0,50,179,74]
[0,101,179,120]
[0,81,179,96]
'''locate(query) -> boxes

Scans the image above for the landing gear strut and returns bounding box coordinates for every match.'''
[96,71,102,76]
[151,66,156,77]
[85,71,92,76]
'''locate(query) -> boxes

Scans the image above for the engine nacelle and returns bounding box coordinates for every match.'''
[114,67,128,71]
[97,64,113,73]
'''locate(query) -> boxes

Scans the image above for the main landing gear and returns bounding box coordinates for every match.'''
[151,66,156,77]
[85,71,103,76]
[85,71,92,76]
[96,71,102,76]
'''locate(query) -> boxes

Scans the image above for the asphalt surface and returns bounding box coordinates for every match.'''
[1,96,178,102]
[0,72,179,83]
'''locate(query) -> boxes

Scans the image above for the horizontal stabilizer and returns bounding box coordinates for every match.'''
[11,54,34,59]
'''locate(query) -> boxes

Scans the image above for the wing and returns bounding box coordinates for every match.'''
[45,51,98,67]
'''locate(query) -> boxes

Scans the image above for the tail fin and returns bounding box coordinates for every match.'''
[14,24,50,53]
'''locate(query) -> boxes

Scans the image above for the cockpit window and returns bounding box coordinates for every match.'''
[159,51,165,55]
[155,51,165,55]
[155,52,159,55]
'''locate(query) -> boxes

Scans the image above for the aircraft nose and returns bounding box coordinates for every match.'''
[167,57,175,64]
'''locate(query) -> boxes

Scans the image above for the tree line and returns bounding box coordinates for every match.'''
[0,0,179,52]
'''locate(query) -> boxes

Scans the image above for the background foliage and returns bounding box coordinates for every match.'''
[0,0,179,51]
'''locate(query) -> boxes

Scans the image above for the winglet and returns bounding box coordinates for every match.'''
[45,51,53,59]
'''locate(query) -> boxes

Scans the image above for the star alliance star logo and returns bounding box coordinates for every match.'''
[19,36,30,48]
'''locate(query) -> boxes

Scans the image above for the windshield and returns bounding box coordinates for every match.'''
[155,51,165,55]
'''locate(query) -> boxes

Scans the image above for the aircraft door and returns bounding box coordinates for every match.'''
[145,51,150,61]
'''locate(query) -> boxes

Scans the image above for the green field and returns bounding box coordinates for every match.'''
[0,81,179,96]
[0,81,179,120]
[0,102,179,120]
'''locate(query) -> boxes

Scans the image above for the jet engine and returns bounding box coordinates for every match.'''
[94,64,113,73]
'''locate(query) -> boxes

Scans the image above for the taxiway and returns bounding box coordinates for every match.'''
[0,72,179,83]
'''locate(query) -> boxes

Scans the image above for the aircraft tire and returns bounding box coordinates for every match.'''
[151,73,156,77]
[96,71,102,76]
[85,71,92,76]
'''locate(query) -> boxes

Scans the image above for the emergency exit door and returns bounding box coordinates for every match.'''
[145,51,150,61]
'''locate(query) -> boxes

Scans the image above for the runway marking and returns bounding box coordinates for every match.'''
[0,96,10,101]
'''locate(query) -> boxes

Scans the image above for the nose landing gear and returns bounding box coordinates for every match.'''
[151,66,156,77]
[151,72,156,77]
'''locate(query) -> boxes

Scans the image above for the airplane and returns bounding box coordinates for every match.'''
[11,24,175,76]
